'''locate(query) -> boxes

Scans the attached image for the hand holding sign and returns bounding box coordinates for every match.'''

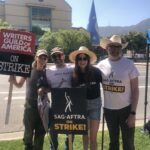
[0,29,35,77]
[0,29,35,124]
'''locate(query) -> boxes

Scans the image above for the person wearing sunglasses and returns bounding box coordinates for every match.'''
[38,47,74,150]
[97,35,139,150]
[9,49,48,150]
[69,46,102,150]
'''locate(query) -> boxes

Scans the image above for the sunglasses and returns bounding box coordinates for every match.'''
[77,57,88,61]
[38,55,48,61]
[52,53,63,59]
[109,45,122,49]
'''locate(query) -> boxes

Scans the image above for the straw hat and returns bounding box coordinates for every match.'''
[69,46,97,64]
[100,35,128,49]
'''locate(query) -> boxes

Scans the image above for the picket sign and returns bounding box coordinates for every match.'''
[0,29,35,124]
[51,88,88,150]
[5,82,13,124]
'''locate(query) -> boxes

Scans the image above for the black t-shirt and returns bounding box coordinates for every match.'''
[86,67,102,99]
[26,69,46,107]
[72,66,102,100]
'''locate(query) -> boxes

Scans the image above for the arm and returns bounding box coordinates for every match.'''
[130,77,139,113]
[127,77,139,127]
[9,75,26,88]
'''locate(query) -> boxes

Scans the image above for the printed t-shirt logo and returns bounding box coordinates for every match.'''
[103,84,125,93]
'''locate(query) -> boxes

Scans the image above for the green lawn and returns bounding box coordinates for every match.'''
[0,128,150,150]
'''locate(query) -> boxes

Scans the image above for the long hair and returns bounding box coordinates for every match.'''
[74,54,95,84]
[32,55,47,70]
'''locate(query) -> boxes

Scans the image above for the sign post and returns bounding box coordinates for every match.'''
[0,29,35,124]
[144,29,150,126]
[68,134,73,150]
[5,82,13,124]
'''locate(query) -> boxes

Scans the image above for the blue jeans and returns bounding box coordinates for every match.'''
[104,105,135,150]
[87,97,101,120]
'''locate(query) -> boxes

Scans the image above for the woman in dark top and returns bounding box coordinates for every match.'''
[69,46,102,150]
[9,49,48,150]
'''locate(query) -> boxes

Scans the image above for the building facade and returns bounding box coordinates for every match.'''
[0,0,72,31]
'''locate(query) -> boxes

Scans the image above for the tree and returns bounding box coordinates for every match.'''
[39,29,91,61]
[31,26,46,48]
[0,19,10,29]
[122,32,146,54]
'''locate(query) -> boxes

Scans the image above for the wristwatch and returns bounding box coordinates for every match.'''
[130,111,136,115]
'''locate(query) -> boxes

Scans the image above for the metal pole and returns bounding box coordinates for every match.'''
[101,112,105,150]
[144,45,149,125]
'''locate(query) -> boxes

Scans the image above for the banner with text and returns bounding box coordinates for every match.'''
[0,29,35,77]
[51,88,88,135]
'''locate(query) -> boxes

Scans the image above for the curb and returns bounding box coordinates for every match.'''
[0,131,23,141]
[0,119,145,141]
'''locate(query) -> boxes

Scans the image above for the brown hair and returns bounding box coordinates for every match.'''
[73,54,95,84]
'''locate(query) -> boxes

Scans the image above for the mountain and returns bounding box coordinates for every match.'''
[99,18,150,37]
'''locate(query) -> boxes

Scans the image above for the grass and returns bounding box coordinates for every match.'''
[0,128,150,150]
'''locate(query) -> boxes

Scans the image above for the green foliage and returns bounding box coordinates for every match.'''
[122,32,147,54]
[38,30,147,62]
[32,26,45,36]
[38,29,91,58]
[0,19,11,29]
[39,31,60,53]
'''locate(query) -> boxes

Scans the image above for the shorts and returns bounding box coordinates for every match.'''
[87,97,101,120]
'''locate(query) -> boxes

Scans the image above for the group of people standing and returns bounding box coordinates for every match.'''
[9,34,139,150]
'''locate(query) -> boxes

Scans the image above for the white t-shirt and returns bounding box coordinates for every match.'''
[46,64,73,88]
[97,57,139,109]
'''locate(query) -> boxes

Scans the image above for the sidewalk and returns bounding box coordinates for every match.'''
[0,131,23,141]
[0,119,145,141]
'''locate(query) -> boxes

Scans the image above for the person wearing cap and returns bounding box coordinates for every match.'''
[97,35,139,150]
[69,46,102,150]
[38,47,74,150]
[9,49,48,150]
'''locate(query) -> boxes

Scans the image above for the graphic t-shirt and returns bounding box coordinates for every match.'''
[26,69,45,107]
[46,64,73,88]
[97,57,139,109]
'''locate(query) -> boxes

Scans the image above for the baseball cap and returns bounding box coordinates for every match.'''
[36,49,48,57]
[50,47,64,56]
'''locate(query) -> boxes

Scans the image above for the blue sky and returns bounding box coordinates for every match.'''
[65,0,150,28]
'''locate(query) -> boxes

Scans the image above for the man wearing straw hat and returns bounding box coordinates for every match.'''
[97,35,139,150]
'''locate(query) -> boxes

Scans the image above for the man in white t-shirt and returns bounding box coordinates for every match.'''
[97,35,139,150]
[38,47,73,150]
